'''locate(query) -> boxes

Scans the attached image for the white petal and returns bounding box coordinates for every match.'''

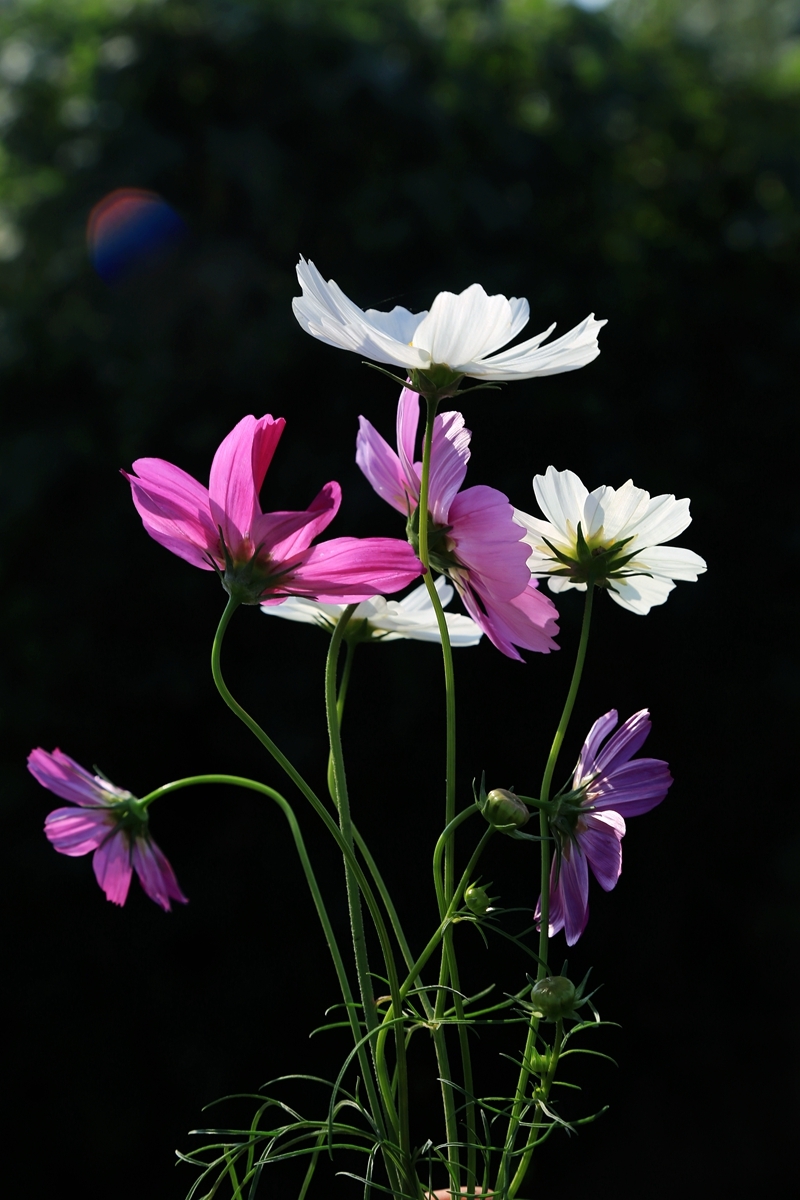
[262,596,344,626]
[412,284,516,370]
[624,493,692,546]
[593,480,653,542]
[467,313,606,379]
[533,467,589,538]
[293,258,429,369]
[607,574,675,614]
[634,544,707,580]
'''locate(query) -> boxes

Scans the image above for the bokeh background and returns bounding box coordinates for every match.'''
[2,1,797,1196]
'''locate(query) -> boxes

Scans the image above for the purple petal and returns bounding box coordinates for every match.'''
[282,537,423,602]
[356,417,413,515]
[589,759,672,816]
[557,843,590,946]
[580,813,624,891]
[124,459,218,570]
[44,807,117,856]
[28,747,124,808]
[92,829,133,906]
[132,837,188,911]
[574,711,619,785]
[591,709,653,777]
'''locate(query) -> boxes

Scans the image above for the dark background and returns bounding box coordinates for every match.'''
[2,1,797,1196]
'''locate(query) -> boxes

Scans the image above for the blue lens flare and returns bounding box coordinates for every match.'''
[87,188,186,282]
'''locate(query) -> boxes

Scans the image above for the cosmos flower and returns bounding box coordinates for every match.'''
[124,413,422,605]
[514,466,707,614]
[261,577,482,646]
[293,257,605,383]
[356,388,558,660]
[28,747,187,911]
[536,709,672,945]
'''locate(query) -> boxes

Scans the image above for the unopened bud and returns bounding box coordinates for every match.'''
[529,976,577,1021]
[484,788,530,830]
[464,883,497,916]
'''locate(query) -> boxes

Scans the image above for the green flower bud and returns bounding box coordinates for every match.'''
[484,788,530,830]
[528,976,577,1021]
[464,883,497,915]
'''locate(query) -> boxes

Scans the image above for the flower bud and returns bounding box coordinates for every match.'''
[464,883,497,915]
[528,976,577,1021]
[483,788,530,830]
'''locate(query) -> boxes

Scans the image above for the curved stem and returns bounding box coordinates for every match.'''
[209,599,396,1167]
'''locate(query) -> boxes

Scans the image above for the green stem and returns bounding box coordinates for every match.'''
[416,393,466,1183]
[325,608,413,1189]
[500,585,595,1199]
[209,598,397,1175]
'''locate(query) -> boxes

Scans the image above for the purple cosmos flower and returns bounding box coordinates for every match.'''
[536,709,672,945]
[124,413,422,606]
[356,388,558,660]
[29,748,187,911]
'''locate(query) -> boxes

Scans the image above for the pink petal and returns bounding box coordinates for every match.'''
[132,837,188,911]
[208,415,284,556]
[284,537,423,602]
[253,483,341,560]
[92,829,133,906]
[28,747,122,807]
[44,807,116,855]
[460,578,559,660]
[356,416,414,515]
[124,459,218,570]
[396,387,422,494]
[427,410,470,523]
[580,813,624,891]
[449,486,532,601]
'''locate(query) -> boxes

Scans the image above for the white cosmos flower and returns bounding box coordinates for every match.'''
[513,466,707,615]
[261,578,482,645]
[292,257,606,381]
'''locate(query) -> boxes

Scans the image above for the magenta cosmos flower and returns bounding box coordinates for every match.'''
[124,414,422,605]
[536,709,672,945]
[29,748,187,911]
[356,388,558,659]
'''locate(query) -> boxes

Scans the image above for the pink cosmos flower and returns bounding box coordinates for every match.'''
[356,388,558,660]
[124,414,422,605]
[536,709,672,945]
[29,747,187,911]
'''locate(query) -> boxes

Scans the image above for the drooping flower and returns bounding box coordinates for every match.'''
[124,414,422,605]
[261,577,482,646]
[28,747,187,911]
[293,258,605,391]
[536,709,672,945]
[514,466,707,614]
[356,388,559,660]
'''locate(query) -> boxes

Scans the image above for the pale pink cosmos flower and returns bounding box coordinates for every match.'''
[536,709,672,945]
[29,747,187,911]
[124,414,422,606]
[356,388,558,660]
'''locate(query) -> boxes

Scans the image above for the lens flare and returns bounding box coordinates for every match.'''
[87,188,186,282]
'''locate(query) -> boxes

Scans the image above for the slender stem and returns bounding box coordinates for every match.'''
[325,609,414,1189]
[500,586,595,1199]
[416,394,468,1183]
[507,1019,565,1197]
[209,598,395,1168]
